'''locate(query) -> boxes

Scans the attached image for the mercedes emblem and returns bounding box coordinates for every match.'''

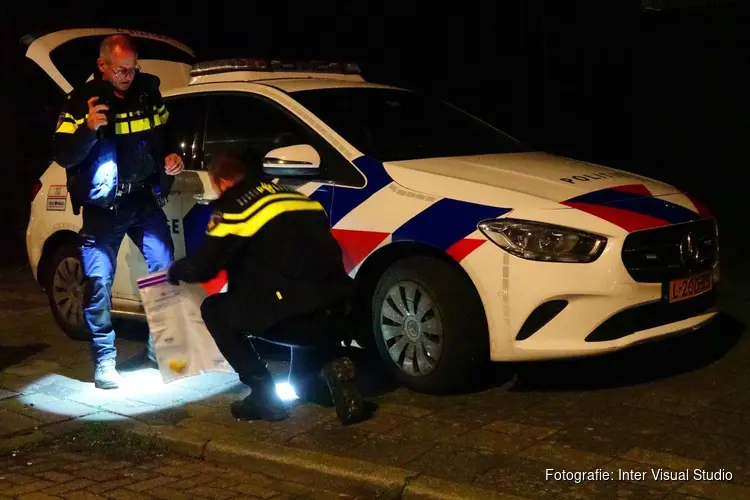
[679,232,701,269]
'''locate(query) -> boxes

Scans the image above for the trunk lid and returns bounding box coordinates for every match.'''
[21,27,196,94]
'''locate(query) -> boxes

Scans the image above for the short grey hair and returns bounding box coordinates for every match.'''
[99,34,138,62]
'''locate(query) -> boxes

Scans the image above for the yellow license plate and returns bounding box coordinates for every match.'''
[668,271,712,303]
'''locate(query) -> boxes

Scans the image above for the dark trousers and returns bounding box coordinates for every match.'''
[80,192,174,363]
[200,293,344,387]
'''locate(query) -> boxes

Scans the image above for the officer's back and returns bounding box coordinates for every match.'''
[168,154,372,426]
[200,156,353,321]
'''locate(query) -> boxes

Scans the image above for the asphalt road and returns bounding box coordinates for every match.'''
[1,238,750,499]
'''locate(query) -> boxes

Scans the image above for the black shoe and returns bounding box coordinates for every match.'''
[320,357,371,425]
[230,372,290,422]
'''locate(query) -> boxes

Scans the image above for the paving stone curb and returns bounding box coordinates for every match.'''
[129,424,523,500]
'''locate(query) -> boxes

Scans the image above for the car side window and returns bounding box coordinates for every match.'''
[204,93,362,185]
[163,95,207,171]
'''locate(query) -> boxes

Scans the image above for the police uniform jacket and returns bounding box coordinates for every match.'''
[169,178,354,332]
[52,71,175,214]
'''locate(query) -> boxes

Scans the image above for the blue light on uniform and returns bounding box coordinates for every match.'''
[90,160,117,201]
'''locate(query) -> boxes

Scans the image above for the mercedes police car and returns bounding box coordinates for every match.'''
[24,28,720,394]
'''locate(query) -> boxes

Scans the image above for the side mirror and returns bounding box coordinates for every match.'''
[263,144,320,177]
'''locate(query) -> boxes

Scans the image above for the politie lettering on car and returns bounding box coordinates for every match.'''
[24,28,719,394]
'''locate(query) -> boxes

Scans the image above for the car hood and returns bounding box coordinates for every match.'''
[382,152,680,204]
[380,152,709,233]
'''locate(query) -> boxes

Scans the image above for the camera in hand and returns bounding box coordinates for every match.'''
[97,96,116,139]
[92,82,117,139]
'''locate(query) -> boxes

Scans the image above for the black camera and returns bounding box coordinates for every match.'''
[91,82,117,139]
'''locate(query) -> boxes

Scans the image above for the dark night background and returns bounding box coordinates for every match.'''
[1,0,748,265]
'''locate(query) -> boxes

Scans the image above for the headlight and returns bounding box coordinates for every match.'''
[477,218,607,263]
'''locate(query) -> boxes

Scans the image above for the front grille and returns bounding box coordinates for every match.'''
[621,219,717,283]
[585,289,716,342]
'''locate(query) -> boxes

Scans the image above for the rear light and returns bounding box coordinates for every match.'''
[30,180,43,201]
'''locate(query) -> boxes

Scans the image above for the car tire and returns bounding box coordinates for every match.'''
[45,243,90,341]
[372,255,489,394]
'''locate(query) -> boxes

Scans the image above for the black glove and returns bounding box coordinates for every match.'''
[166,264,180,285]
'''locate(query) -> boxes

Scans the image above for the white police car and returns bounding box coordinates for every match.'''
[24,28,720,394]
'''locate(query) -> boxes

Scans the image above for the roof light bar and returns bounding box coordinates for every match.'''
[190,58,270,76]
[190,58,361,77]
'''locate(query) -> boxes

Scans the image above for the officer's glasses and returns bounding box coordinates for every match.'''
[110,65,140,78]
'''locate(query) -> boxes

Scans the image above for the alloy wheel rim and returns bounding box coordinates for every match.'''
[379,280,443,376]
[52,257,85,329]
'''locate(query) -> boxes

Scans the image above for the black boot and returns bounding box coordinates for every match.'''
[231,370,290,421]
[320,356,371,425]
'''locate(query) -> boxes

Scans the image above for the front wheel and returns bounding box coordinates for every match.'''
[45,243,90,341]
[372,255,489,394]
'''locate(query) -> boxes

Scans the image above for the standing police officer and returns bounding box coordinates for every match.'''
[53,34,185,389]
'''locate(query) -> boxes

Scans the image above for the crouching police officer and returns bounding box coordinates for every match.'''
[167,155,371,426]
[53,34,184,389]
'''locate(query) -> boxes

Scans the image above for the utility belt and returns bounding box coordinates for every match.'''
[116,181,149,197]
[115,179,167,208]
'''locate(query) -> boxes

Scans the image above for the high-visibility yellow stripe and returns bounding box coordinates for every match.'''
[153,112,168,126]
[63,113,85,124]
[129,118,151,133]
[55,121,77,134]
[114,122,129,134]
[208,200,325,238]
[160,110,169,124]
[112,116,166,134]
[59,111,167,134]
[222,192,311,221]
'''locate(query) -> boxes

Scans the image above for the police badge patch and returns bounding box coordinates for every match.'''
[207,211,223,233]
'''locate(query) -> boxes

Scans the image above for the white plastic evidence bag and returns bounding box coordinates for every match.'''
[137,271,233,383]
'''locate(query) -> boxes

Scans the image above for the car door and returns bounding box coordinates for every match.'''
[111,93,208,300]
[201,91,357,211]
[181,91,349,294]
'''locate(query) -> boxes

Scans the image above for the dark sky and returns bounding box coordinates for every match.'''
[3,1,640,152]
[1,0,748,243]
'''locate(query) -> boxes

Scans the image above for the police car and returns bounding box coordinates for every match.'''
[24,28,720,394]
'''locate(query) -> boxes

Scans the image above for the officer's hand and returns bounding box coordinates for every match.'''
[165,153,184,176]
[167,265,180,286]
[86,97,109,131]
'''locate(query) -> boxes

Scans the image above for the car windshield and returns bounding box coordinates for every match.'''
[290,87,531,162]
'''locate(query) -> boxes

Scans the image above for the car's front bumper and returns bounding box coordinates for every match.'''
[461,223,720,362]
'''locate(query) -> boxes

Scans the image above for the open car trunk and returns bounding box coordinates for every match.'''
[21,28,196,94]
